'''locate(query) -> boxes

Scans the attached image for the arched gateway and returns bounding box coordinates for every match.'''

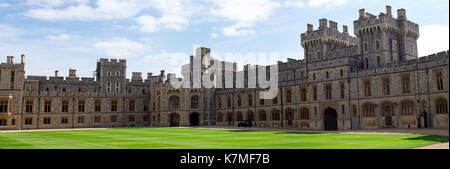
[189,112,200,126]
[170,113,180,127]
[324,108,338,131]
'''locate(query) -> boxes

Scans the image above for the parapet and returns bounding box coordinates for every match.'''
[301,19,358,48]
[98,58,127,66]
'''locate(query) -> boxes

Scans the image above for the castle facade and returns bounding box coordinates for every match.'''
[0,6,448,130]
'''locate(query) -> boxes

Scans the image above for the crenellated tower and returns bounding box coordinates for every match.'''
[301,19,359,62]
[95,58,127,93]
[354,6,420,69]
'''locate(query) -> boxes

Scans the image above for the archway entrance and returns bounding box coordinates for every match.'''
[189,112,200,126]
[170,113,180,127]
[324,108,338,131]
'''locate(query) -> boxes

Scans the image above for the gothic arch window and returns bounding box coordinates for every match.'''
[191,95,199,109]
[271,110,280,121]
[376,40,380,50]
[435,98,448,114]
[299,108,310,120]
[362,103,376,117]
[400,100,415,116]
[168,96,180,110]
[435,71,444,91]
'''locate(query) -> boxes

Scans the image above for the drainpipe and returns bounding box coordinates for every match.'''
[280,86,284,127]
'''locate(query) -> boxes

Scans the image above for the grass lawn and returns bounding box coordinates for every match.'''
[0,128,448,149]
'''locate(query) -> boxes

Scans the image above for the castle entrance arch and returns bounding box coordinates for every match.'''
[324,108,338,131]
[189,112,200,126]
[170,113,180,127]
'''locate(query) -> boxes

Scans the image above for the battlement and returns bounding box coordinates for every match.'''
[301,19,358,48]
[98,58,127,65]
[354,6,419,38]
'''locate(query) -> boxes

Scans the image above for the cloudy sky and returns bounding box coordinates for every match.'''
[0,0,448,79]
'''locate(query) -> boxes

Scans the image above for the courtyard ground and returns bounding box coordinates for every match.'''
[0,127,448,149]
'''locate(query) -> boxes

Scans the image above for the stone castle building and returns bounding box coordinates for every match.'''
[0,6,448,130]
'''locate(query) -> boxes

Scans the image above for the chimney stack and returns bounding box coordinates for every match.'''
[21,54,25,64]
[397,8,406,19]
[69,69,76,78]
[307,24,313,33]
[343,25,348,34]
[55,70,59,77]
[329,20,338,30]
[359,9,366,18]
[386,5,392,16]
[319,19,328,29]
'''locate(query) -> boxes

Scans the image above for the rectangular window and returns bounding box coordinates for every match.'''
[43,117,51,124]
[143,100,149,112]
[129,100,135,112]
[10,70,15,89]
[78,100,85,112]
[383,78,391,95]
[61,117,68,124]
[94,116,102,123]
[44,100,51,112]
[25,118,33,125]
[25,100,33,113]
[248,95,253,106]
[402,76,411,94]
[77,116,85,124]
[313,87,317,101]
[260,99,264,105]
[111,100,117,112]
[301,88,307,102]
[325,84,332,100]
[61,101,69,112]
[364,80,372,97]
[0,100,8,113]
[340,83,345,99]
[111,115,117,123]
[0,119,7,126]
[143,115,149,122]
[128,115,136,122]
[436,72,444,91]
[286,90,292,103]
[95,100,101,112]
[273,97,278,104]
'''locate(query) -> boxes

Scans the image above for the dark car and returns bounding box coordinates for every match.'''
[238,120,252,127]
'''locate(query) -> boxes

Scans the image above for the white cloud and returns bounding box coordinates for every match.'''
[308,0,348,7]
[135,0,192,32]
[0,3,11,7]
[25,0,150,21]
[94,38,151,58]
[223,23,255,37]
[418,25,449,57]
[209,0,280,36]
[209,0,281,23]
[46,34,74,40]
[283,0,306,8]
[135,14,189,32]
[211,32,220,38]
[143,52,189,74]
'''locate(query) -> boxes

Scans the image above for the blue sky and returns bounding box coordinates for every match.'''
[0,0,448,79]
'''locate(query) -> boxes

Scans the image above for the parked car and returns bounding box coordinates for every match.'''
[238,120,253,127]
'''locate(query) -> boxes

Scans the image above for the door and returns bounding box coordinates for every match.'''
[170,113,180,127]
[189,113,200,126]
[324,108,338,131]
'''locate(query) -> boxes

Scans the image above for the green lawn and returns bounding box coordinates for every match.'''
[0,128,448,149]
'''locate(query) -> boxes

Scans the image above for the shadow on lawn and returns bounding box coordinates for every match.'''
[404,135,449,143]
